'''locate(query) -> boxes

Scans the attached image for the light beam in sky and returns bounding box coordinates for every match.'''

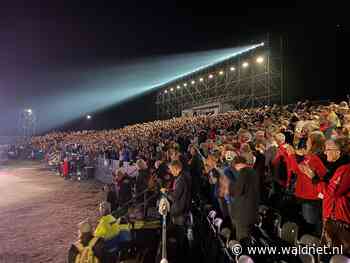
[26,43,263,132]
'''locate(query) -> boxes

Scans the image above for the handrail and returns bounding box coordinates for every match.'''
[112,189,160,219]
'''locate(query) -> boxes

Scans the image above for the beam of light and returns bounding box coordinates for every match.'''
[22,43,263,133]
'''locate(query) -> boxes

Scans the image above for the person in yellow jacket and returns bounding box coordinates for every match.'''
[68,220,105,263]
[94,201,161,253]
[94,201,131,240]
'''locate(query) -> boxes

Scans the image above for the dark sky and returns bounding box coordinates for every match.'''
[0,4,344,135]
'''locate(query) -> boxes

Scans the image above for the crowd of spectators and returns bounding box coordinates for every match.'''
[30,99,350,261]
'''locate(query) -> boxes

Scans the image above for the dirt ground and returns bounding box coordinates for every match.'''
[0,161,105,263]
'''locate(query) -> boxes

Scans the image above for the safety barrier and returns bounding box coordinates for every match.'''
[94,157,138,184]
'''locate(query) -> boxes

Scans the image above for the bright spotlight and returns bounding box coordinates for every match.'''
[209,74,213,79]
[86,115,92,120]
[170,87,174,92]
[219,71,224,75]
[199,78,204,82]
[242,62,249,68]
[164,90,168,94]
[183,83,187,87]
[261,42,265,46]
[26,109,32,114]
[230,67,235,71]
[191,80,195,84]
[177,85,181,89]
[256,56,264,64]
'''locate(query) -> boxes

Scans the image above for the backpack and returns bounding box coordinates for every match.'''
[74,237,100,263]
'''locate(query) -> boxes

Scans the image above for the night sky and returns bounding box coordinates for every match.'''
[0,4,344,135]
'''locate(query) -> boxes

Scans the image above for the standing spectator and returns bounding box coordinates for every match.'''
[295,131,327,235]
[321,139,350,254]
[188,145,204,200]
[229,155,260,241]
[104,184,118,213]
[135,159,150,206]
[115,169,133,207]
[162,160,191,263]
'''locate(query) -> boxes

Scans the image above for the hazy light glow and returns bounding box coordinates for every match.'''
[86,115,92,120]
[164,90,168,94]
[191,80,195,84]
[242,62,249,68]
[183,83,187,87]
[209,74,214,79]
[219,71,224,75]
[199,78,204,82]
[24,43,263,132]
[177,85,181,89]
[170,87,174,92]
[230,67,235,71]
[256,56,264,64]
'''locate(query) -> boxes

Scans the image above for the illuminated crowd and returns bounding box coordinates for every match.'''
[30,99,350,260]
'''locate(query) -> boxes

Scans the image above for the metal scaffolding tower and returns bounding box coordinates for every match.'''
[156,35,284,119]
[19,109,37,138]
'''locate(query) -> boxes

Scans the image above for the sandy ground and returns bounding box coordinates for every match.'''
[0,161,105,263]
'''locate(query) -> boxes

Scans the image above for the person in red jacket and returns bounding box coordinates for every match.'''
[62,157,69,180]
[294,131,327,235]
[270,133,294,209]
[320,139,350,254]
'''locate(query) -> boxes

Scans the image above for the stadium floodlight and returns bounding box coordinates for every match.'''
[209,74,214,79]
[164,90,168,94]
[177,85,181,89]
[170,87,174,92]
[183,83,187,87]
[191,80,195,84]
[199,78,204,82]
[242,62,249,68]
[230,67,235,71]
[86,115,92,120]
[256,56,264,64]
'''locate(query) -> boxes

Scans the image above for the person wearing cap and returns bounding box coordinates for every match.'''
[68,220,105,263]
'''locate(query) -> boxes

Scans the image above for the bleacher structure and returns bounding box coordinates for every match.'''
[156,34,285,119]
